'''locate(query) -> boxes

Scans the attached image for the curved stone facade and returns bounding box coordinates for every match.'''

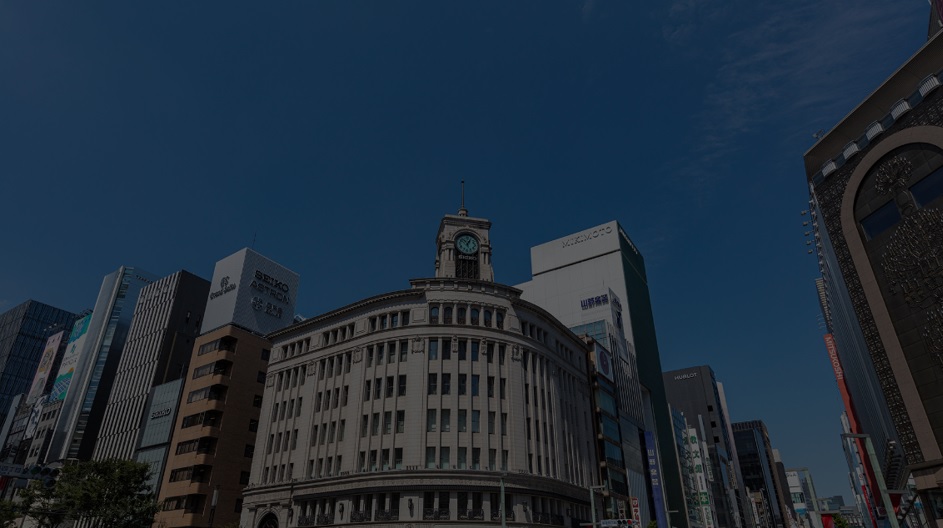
[242,278,597,528]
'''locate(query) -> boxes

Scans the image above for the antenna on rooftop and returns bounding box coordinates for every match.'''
[458,180,468,216]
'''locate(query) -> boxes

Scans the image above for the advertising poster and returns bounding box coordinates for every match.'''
[644,431,668,528]
[25,331,64,405]
[49,313,92,402]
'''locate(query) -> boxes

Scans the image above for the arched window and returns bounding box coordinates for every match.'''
[471,308,480,325]
[258,513,279,528]
[483,310,492,327]
[495,311,505,330]
[457,307,466,324]
[444,307,453,324]
[430,306,439,324]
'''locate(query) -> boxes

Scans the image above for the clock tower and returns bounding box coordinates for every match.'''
[434,203,494,281]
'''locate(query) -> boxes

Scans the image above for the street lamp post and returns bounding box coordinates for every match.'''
[589,485,607,528]
[841,433,900,528]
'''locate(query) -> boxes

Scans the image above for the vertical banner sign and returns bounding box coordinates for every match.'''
[631,497,641,524]
[26,331,64,405]
[50,313,92,401]
[644,431,668,528]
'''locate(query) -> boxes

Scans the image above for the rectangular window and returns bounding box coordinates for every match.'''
[398,375,407,396]
[396,410,405,433]
[395,448,403,469]
[500,378,506,399]
[488,412,495,434]
[426,447,436,468]
[374,378,382,399]
[489,449,496,470]
[488,376,495,397]
[442,339,451,360]
[370,450,378,471]
[459,374,467,395]
[440,446,450,469]
[429,339,438,360]
[458,409,467,432]
[442,373,451,395]
[400,341,408,361]
[386,376,394,398]
[441,409,451,432]
[458,340,467,360]
[502,413,508,435]
[428,374,438,395]
[364,380,371,402]
[472,448,480,469]
[458,447,467,469]
[382,448,391,469]
[361,415,369,437]
[371,413,380,436]
[471,375,479,396]
[377,343,385,365]
[427,409,437,432]
[471,341,479,361]
[384,411,392,434]
[338,420,346,441]
[471,410,480,432]
[328,422,336,443]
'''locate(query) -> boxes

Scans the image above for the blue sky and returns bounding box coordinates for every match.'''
[0,0,932,499]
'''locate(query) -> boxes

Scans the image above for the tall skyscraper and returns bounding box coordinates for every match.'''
[804,27,943,522]
[732,421,791,528]
[157,248,298,528]
[663,366,749,528]
[46,266,157,462]
[518,220,688,528]
[0,301,76,429]
[93,270,209,461]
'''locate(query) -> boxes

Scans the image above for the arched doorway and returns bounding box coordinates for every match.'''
[258,512,279,528]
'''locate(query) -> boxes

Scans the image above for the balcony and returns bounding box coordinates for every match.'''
[458,509,485,520]
[315,513,334,525]
[423,508,450,520]
[351,510,370,522]
[375,509,400,521]
[533,512,565,525]
[297,515,317,527]
[491,510,515,522]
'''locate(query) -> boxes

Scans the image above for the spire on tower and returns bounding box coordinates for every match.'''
[458,180,468,217]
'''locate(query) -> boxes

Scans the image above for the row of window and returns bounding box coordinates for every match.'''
[364,340,410,366]
[369,311,411,332]
[429,305,505,328]
[272,397,303,422]
[427,373,505,398]
[428,338,506,364]
[365,376,407,400]
[274,364,307,391]
[425,409,505,435]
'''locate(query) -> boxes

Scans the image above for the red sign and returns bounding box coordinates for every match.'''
[631,497,640,523]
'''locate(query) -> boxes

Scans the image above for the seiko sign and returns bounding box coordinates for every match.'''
[561,226,613,248]
[150,408,172,420]
[209,276,237,300]
[251,270,291,303]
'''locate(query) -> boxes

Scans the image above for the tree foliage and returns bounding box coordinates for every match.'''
[0,500,19,528]
[19,459,159,528]
[833,514,850,528]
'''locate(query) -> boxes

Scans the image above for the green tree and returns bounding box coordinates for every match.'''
[0,500,19,528]
[833,514,850,528]
[19,459,159,528]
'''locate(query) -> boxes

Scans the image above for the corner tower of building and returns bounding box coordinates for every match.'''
[434,207,494,282]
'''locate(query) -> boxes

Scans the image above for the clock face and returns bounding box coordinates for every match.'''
[456,234,479,255]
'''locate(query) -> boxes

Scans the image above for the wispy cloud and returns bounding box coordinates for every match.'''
[659,0,925,202]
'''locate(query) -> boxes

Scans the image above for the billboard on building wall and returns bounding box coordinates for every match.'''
[49,313,92,402]
[201,248,300,336]
[25,331,64,405]
[644,431,669,528]
[596,343,614,382]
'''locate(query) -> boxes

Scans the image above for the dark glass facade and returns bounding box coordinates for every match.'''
[0,300,76,428]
